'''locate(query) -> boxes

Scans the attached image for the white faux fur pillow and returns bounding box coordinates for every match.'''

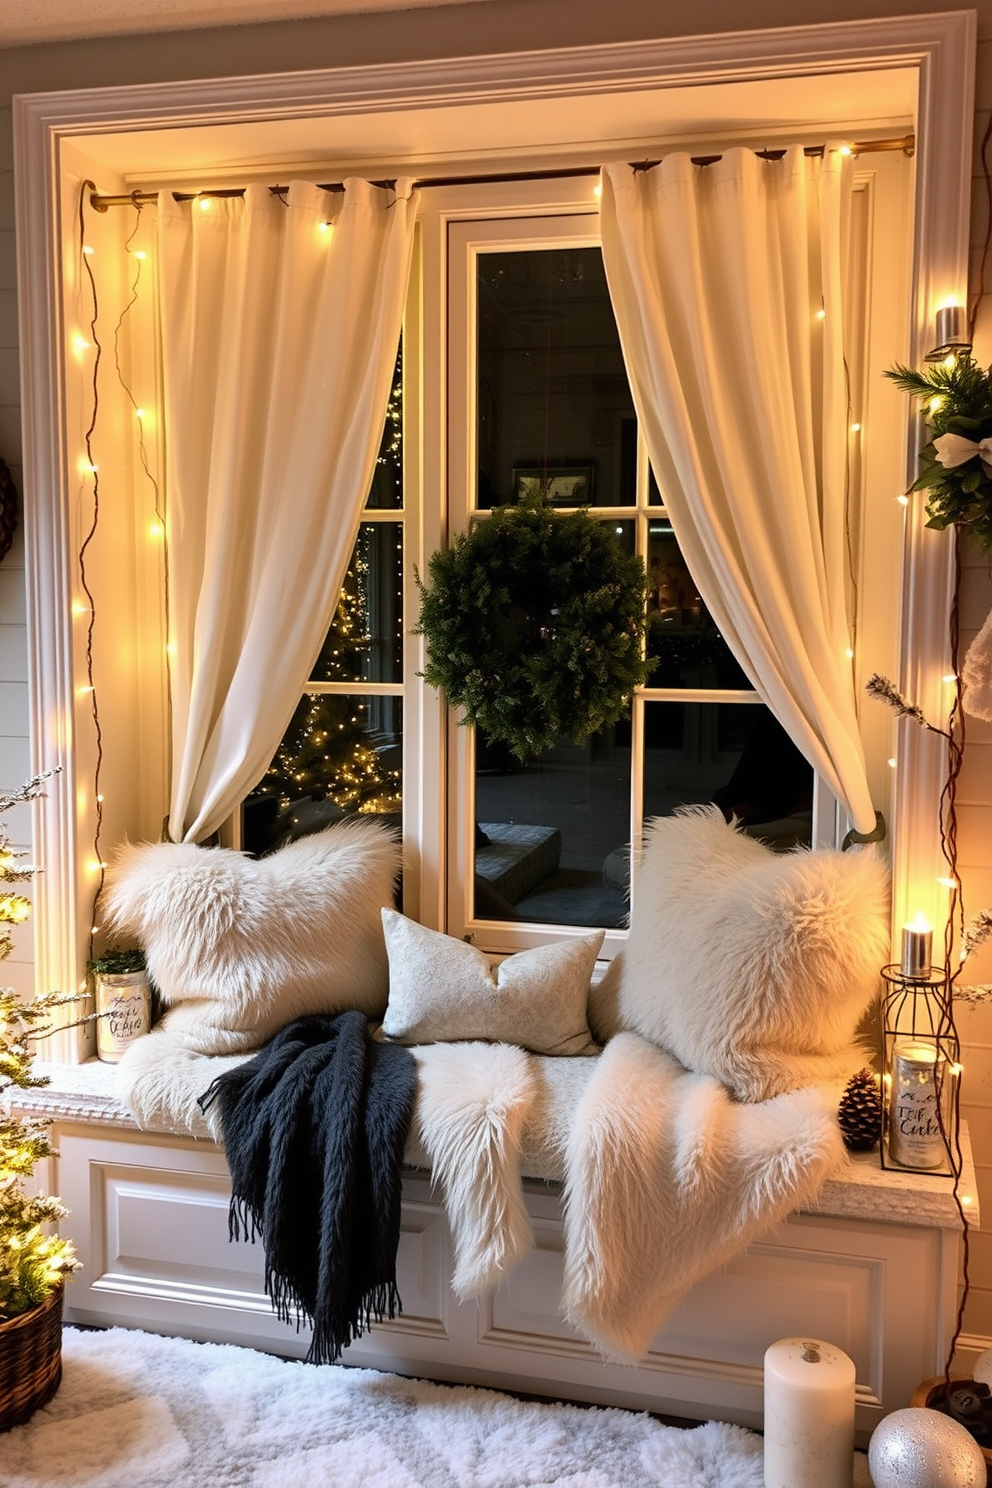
[589,806,889,1101]
[380,909,602,1056]
[103,819,400,1056]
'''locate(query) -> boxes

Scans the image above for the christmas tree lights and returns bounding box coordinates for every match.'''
[0,773,80,1320]
[247,350,405,845]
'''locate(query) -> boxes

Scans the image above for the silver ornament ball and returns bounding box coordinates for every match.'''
[868,1407,986,1488]
[974,1347,992,1388]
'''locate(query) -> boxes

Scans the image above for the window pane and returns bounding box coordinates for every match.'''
[642,700,812,846]
[473,723,632,930]
[310,522,403,684]
[366,346,403,510]
[243,694,402,856]
[476,247,636,509]
[646,521,749,689]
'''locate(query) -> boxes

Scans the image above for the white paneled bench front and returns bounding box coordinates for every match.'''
[14,1058,974,1447]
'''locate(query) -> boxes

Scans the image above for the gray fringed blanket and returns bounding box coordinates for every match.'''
[199,1010,417,1364]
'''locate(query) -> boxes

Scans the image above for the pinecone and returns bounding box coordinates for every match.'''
[838,1067,883,1152]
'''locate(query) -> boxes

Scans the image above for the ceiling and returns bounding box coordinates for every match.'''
[0,0,498,49]
[74,67,918,191]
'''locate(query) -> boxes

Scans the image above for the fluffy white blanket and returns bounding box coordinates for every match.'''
[117,1029,843,1360]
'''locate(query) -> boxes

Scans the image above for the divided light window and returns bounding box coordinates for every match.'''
[447,211,810,948]
[244,190,812,948]
[243,354,405,858]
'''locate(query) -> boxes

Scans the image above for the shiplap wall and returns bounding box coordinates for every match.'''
[0,0,989,1349]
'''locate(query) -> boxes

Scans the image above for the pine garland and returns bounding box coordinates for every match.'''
[885,356,992,548]
[417,496,652,759]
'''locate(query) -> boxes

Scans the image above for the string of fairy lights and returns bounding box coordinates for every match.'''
[74,185,405,883]
[75,186,107,966]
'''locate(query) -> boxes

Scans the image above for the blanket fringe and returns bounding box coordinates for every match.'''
[229,1195,260,1246]
[262,1267,404,1365]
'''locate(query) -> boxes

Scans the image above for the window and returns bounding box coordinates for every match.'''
[244,355,405,858]
[249,184,818,955]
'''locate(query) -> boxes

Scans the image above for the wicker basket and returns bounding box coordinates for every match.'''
[0,1285,63,1432]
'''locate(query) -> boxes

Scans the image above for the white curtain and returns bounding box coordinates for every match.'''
[600,147,876,834]
[158,178,417,842]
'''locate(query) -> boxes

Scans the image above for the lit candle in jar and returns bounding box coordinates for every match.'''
[888,1041,948,1170]
[763,1337,856,1488]
[900,913,932,980]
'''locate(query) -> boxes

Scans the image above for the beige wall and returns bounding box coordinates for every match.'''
[0,0,990,1355]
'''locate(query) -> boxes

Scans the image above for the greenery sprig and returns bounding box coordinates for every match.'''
[87,948,146,977]
[417,495,652,759]
[885,356,992,549]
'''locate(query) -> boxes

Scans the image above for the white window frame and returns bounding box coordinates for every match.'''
[13,14,974,1058]
[441,199,761,953]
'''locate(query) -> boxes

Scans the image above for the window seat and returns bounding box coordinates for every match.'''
[12,1059,975,1441]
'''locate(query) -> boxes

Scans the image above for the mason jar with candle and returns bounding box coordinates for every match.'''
[89,948,152,1062]
[888,1039,952,1170]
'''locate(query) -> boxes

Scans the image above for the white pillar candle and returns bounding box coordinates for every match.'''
[935,303,967,349]
[900,914,933,979]
[764,1338,856,1488]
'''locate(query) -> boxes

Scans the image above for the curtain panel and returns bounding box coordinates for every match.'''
[158,179,417,843]
[600,147,876,835]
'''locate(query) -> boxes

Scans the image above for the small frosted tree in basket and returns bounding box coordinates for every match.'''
[0,772,79,1320]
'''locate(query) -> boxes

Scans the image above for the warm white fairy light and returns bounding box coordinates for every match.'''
[897,493,910,506]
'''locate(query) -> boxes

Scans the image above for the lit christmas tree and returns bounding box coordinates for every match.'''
[248,353,403,840]
[259,547,402,815]
[0,772,79,1320]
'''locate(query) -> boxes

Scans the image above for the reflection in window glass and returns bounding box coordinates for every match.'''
[645,521,749,689]
[365,348,403,510]
[475,247,636,509]
[473,723,632,930]
[641,701,813,854]
[242,347,404,859]
[244,695,402,856]
[310,523,403,684]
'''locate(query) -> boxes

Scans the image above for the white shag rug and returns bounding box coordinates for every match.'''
[0,1326,771,1488]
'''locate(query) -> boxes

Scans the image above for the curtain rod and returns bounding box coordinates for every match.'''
[88,133,914,212]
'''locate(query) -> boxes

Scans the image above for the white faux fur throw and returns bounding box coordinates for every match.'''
[117,1031,842,1359]
[560,1033,843,1359]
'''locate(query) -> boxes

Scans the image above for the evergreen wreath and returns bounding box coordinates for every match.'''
[885,356,992,549]
[417,495,652,759]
